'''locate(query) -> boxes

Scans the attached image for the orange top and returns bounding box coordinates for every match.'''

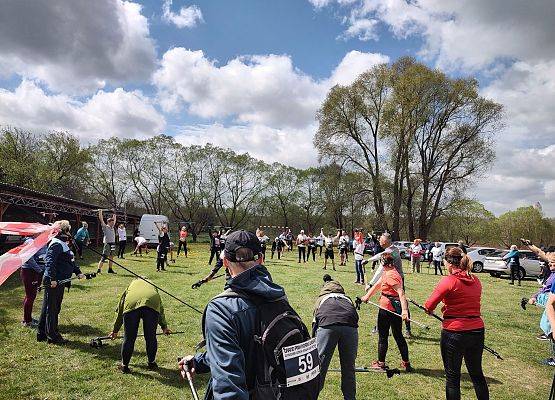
[379,267,403,312]
[179,230,188,240]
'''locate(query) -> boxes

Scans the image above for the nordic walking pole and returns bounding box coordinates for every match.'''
[178,357,200,400]
[85,245,202,314]
[90,331,187,348]
[408,298,504,360]
[37,272,97,291]
[355,297,430,330]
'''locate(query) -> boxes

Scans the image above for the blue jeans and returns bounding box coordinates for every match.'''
[316,325,358,400]
[354,260,364,283]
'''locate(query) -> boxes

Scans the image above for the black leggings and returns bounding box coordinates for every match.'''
[298,246,306,262]
[307,246,316,261]
[157,250,167,271]
[510,264,521,285]
[118,240,126,258]
[377,308,409,362]
[122,307,159,366]
[441,329,489,400]
[209,248,220,265]
[177,240,188,256]
[434,260,444,275]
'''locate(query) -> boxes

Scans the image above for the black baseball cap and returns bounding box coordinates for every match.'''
[224,230,262,262]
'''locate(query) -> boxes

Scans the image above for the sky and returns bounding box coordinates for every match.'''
[0,0,554,216]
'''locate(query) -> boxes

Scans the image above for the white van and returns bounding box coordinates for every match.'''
[138,214,170,245]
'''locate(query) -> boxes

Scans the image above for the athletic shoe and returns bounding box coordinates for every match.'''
[22,321,32,328]
[108,269,117,274]
[161,268,166,271]
[400,361,414,373]
[371,326,378,334]
[521,298,528,310]
[48,337,68,345]
[371,360,387,372]
[537,333,550,341]
[119,364,131,374]
[147,362,159,370]
[36,334,47,342]
[97,269,102,274]
[541,358,555,367]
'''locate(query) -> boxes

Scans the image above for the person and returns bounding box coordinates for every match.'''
[116,223,127,259]
[285,228,293,251]
[409,239,423,273]
[545,266,555,366]
[307,233,317,262]
[366,233,412,338]
[208,230,221,265]
[37,220,85,344]
[503,245,521,285]
[354,238,365,285]
[195,253,230,287]
[313,274,358,400]
[97,210,117,274]
[316,229,325,257]
[323,231,340,271]
[338,230,350,266]
[424,247,489,400]
[359,252,413,372]
[458,240,468,254]
[271,235,286,259]
[177,226,189,258]
[154,222,170,272]
[133,236,148,256]
[297,229,308,263]
[73,221,90,259]
[178,230,315,399]
[219,228,231,253]
[20,237,47,327]
[522,239,555,347]
[256,228,270,261]
[431,242,444,275]
[109,278,171,373]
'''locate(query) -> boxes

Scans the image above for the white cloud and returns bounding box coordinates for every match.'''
[174,123,318,168]
[153,48,388,128]
[162,1,204,29]
[0,80,165,141]
[340,18,379,41]
[0,0,156,94]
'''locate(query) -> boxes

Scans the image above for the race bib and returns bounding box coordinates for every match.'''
[282,338,320,387]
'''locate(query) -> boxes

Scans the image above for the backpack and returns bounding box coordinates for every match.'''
[202,289,321,400]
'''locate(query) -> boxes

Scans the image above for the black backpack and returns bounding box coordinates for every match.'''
[202,289,321,400]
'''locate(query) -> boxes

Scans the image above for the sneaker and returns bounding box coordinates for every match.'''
[147,362,159,370]
[119,364,131,374]
[537,333,549,341]
[36,334,47,342]
[371,360,387,372]
[541,358,555,367]
[22,321,33,328]
[48,337,68,345]
[97,269,102,274]
[521,298,528,310]
[400,361,414,373]
[371,326,378,334]
[108,269,117,274]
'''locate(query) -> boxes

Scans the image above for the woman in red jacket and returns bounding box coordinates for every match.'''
[424,247,489,400]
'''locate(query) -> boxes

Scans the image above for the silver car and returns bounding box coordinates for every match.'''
[483,250,541,279]
[466,247,498,273]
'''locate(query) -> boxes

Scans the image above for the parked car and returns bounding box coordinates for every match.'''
[483,249,541,280]
[466,247,498,273]
[393,241,412,259]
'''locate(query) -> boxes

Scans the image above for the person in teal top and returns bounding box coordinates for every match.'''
[503,245,521,286]
[109,279,171,373]
[73,222,90,260]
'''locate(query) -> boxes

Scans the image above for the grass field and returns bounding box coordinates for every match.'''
[0,243,552,400]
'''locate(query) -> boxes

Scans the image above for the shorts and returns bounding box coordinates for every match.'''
[101,242,116,261]
[325,249,334,260]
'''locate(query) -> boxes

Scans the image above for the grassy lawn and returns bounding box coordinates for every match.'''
[0,243,552,400]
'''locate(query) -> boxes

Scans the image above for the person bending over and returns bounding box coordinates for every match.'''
[359,253,413,373]
[424,247,489,400]
[109,278,171,373]
[313,274,358,400]
[37,220,85,344]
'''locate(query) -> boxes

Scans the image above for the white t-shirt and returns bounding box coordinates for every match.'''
[339,235,349,248]
[431,246,443,262]
[297,234,307,247]
[135,236,147,246]
[410,244,422,259]
[118,228,127,241]
[354,242,365,260]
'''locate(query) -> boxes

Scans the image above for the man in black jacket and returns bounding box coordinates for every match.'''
[313,274,358,400]
[37,220,84,344]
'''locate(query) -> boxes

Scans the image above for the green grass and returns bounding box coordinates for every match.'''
[0,243,552,400]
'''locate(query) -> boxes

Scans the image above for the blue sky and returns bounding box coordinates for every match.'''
[0,0,553,215]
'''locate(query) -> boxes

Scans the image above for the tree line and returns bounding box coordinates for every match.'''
[0,57,552,246]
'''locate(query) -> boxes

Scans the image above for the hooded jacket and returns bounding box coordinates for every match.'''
[43,236,82,284]
[194,264,286,400]
[424,270,484,331]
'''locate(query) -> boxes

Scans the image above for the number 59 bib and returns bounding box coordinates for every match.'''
[282,337,320,387]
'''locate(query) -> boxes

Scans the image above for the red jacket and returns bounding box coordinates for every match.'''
[424,270,484,331]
